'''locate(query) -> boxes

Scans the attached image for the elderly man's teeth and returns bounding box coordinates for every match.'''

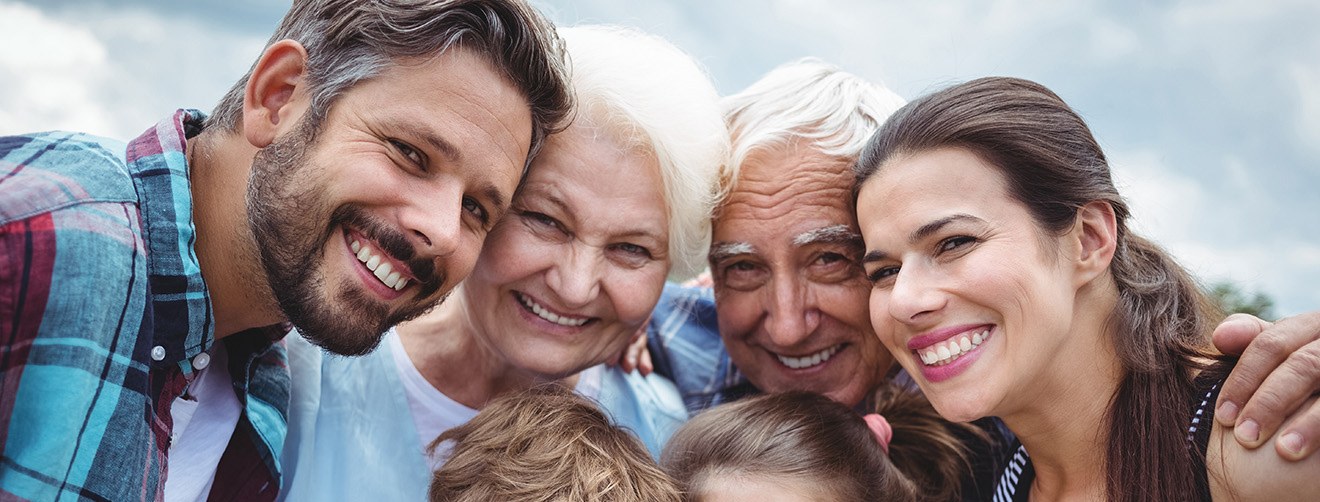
[776,345,841,370]
[919,330,990,367]
[516,293,589,327]
[353,238,408,291]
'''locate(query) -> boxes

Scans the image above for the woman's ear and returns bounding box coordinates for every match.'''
[1072,200,1118,286]
[242,39,311,148]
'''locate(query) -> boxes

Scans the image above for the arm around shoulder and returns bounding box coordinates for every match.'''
[1209,396,1320,501]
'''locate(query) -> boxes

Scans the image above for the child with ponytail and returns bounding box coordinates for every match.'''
[660,384,979,501]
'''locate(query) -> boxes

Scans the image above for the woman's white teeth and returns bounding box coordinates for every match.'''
[517,293,589,327]
[352,239,410,291]
[776,345,841,370]
[919,330,990,366]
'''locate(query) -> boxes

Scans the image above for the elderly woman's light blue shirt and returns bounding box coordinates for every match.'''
[278,331,687,501]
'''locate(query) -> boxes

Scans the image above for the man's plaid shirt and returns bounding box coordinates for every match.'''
[0,110,288,501]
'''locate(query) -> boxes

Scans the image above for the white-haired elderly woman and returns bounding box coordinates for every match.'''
[277,25,728,501]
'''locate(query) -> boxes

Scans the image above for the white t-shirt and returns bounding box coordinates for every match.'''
[386,330,603,469]
[163,343,242,502]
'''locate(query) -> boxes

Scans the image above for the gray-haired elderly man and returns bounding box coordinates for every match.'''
[0,0,570,500]
[641,58,1320,499]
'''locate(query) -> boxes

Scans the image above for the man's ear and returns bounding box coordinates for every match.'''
[1072,200,1118,286]
[242,39,311,148]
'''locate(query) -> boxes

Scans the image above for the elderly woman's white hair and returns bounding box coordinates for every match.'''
[558,25,728,280]
[719,58,905,199]
[551,25,728,280]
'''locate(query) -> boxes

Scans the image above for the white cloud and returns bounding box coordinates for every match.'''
[1109,149,1209,241]
[1109,148,1316,317]
[1290,62,1320,156]
[0,2,114,135]
[0,1,266,139]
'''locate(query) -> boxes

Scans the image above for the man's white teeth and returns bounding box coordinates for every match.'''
[517,293,589,327]
[776,345,841,370]
[919,330,989,366]
[352,239,409,291]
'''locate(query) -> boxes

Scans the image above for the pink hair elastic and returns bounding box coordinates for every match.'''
[863,413,893,454]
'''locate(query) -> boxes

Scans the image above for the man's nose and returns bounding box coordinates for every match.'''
[401,183,464,259]
[764,274,820,346]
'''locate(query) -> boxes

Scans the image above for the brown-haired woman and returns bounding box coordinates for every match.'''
[661,385,976,501]
[853,76,1320,501]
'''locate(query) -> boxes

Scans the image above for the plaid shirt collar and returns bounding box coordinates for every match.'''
[130,109,290,500]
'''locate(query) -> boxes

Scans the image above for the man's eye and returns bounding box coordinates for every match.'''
[462,197,488,224]
[817,252,848,265]
[389,139,424,167]
[717,260,767,291]
[727,261,757,272]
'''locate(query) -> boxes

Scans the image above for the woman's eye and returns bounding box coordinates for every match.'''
[938,235,977,254]
[389,139,424,167]
[462,197,488,225]
[867,265,900,284]
[523,211,555,226]
[520,211,567,235]
[615,242,652,258]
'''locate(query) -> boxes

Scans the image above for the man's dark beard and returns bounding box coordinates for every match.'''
[246,122,447,356]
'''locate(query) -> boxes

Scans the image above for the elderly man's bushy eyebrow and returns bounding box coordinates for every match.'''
[708,242,755,264]
[792,224,862,248]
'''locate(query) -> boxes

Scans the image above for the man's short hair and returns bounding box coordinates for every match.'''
[428,384,681,502]
[208,0,573,170]
[718,58,905,197]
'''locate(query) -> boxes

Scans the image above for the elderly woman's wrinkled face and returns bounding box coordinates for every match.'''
[459,121,671,379]
[856,147,1079,423]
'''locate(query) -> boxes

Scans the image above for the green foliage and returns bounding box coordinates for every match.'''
[1206,280,1276,321]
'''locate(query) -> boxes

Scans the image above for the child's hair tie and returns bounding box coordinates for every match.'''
[863,413,893,454]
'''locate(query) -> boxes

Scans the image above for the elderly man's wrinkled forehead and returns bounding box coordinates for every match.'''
[710,139,860,248]
[717,138,856,213]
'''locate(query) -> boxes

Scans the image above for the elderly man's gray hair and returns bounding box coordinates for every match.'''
[718,58,905,199]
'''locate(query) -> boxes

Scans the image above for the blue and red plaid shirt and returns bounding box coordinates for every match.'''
[0,110,289,501]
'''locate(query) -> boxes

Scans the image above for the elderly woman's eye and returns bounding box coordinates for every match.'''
[608,242,653,263]
[616,243,651,258]
[522,211,556,227]
[520,210,569,237]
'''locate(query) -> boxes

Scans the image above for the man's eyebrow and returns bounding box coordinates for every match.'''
[792,224,861,247]
[481,184,506,212]
[708,241,755,263]
[390,121,461,163]
[862,214,983,264]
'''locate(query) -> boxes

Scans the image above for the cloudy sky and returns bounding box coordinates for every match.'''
[2,0,1316,317]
